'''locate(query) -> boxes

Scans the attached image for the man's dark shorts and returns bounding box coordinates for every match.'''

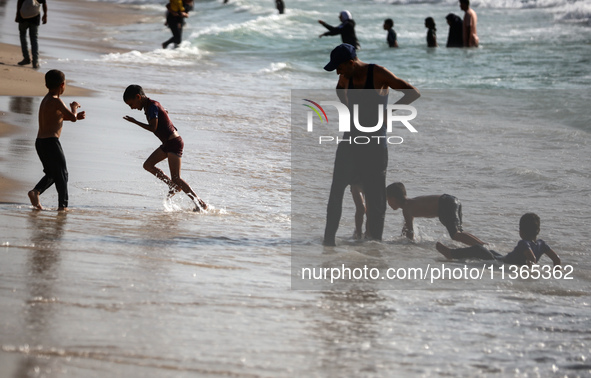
[438,194,463,237]
[160,136,184,157]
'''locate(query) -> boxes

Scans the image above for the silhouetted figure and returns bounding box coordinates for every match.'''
[318,10,360,50]
[383,18,398,48]
[445,13,463,48]
[460,0,479,47]
[276,0,284,14]
[425,17,437,47]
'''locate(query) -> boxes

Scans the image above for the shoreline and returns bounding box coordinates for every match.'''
[0,0,148,203]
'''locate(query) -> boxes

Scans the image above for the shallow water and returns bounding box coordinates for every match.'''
[1,0,591,376]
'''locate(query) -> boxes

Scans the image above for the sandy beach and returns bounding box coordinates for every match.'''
[0,0,148,203]
[0,41,90,202]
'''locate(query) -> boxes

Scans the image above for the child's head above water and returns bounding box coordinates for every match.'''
[519,212,541,241]
[386,182,407,209]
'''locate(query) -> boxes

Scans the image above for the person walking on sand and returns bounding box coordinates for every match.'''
[28,70,86,211]
[318,10,360,50]
[460,0,479,47]
[322,44,420,246]
[15,0,47,68]
[123,85,207,212]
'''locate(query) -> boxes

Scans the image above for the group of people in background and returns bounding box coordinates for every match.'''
[318,0,479,50]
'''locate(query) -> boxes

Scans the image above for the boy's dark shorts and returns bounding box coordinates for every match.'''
[160,136,184,158]
[438,194,463,237]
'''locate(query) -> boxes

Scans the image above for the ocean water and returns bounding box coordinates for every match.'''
[1,0,591,376]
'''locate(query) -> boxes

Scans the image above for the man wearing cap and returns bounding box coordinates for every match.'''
[318,10,360,50]
[322,43,420,246]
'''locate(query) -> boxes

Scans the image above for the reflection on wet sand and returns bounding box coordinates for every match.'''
[14,212,66,377]
[316,290,390,376]
[9,97,35,116]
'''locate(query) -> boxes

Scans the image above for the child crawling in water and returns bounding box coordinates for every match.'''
[386,182,484,246]
[436,213,561,267]
[123,85,207,212]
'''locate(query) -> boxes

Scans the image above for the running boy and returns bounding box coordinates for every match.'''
[122,85,207,211]
[436,213,561,267]
[386,182,484,245]
[28,69,85,211]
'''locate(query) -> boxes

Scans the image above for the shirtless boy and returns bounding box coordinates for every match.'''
[28,69,85,211]
[122,85,207,212]
[386,182,484,246]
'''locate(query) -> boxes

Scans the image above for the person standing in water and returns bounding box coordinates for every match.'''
[425,17,437,47]
[322,44,420,246]
[28,70,86,211]
[445,13,463,47]
[318,10,360,50]
[162,0,189,49]
[460,0,479,47]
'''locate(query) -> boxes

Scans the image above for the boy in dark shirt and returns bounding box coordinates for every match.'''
[436,213,561,267]
[123,85,207,212]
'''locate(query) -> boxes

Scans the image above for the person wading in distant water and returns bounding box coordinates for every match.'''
[162,0,189,49]
[460,0,479,47]
[28,70,86,211]
[318,10,360,50]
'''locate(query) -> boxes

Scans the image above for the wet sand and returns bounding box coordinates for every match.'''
[0,0,147,203]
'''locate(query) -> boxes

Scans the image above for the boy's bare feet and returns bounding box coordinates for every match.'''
[436,242,453,259]
[193,198,208,212]
[57,207,70,212]
[28,190,43,210]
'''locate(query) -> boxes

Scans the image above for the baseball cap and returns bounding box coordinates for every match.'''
[323,43,356,72]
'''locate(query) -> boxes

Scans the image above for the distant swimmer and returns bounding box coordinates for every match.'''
[460,0,479,47]
[445,13,463,47]
[386,182,484,246]
[437,213,562,268]
[123,85,207,212]
[28,70,86,211]
[425,17,437,47]
[318,10,360,50]
[276,0,284,14]
[383,18,398,48]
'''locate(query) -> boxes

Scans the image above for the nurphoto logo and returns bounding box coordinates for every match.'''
[303,99,418,145]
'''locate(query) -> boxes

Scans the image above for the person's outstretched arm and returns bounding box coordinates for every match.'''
[123,116,157,133]
[318,20,339,36]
